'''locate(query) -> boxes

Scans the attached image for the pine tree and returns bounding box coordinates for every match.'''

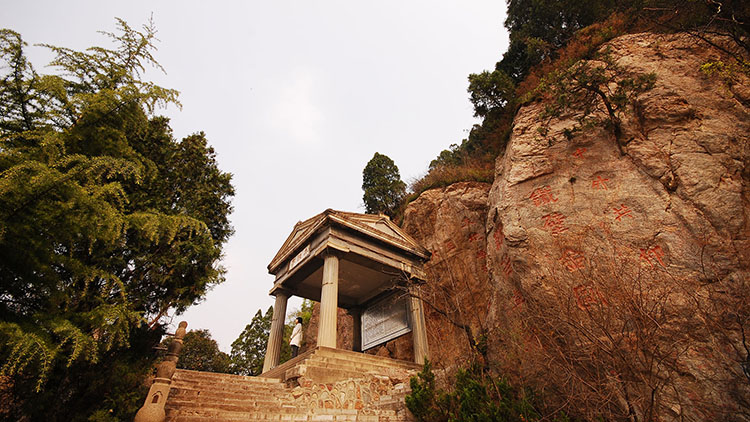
[230,307,273,376]
[0,20,234,420]
[172,330,232,373]
[362,152,406,217]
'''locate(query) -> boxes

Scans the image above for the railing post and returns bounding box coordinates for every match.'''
[134,321,187,422]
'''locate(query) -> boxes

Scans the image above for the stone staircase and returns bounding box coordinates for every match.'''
[261,347,421,384]
[164,347,420,421]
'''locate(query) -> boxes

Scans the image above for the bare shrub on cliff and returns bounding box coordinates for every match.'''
[394,254,494,376]
[493,241,750,421]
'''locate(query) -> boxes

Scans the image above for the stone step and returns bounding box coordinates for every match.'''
[166,405,399,420]
[164,348,416,422]
[172,377,286,390]
[174,369,284,384]
[277,349,419,384]
[168,383,291,397]
[314,347,420,370]
[259,347,318,380]
[305,356,416,375]
[171,379,287,393]
[168,387,293,404]
[166,398,294,413]
[287,364,376,384]
[168,414,404,422]
[290,360,414,384]
[261,347,419,383]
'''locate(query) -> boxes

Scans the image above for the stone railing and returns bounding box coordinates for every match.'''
[134,321,187,422]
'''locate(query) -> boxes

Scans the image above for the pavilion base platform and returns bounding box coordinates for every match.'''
[163,347,419,421]
[260,346,422,384]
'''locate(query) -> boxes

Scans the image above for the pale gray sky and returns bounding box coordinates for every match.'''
[2,0,508,351]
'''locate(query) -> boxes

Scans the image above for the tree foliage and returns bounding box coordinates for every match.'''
[537,49,656,153]
[405,360,557,422]
[172,329,232,373]
[421,0,750,200]
[228,300,313,375]
[0,20,234,421]
[362,152,406,217]
[230,306,273,376]
[500,0,617,82]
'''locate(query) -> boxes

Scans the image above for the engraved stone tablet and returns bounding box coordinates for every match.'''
[289,245,310,271]
[362,293,411,350]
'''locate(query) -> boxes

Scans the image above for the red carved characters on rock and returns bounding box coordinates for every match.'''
[529,185,558,207]
[493,228,504,250]
[592,175,610,190]
[542,212,569,236]
[500,254,513,277]
[573,147,587,158]
[559,250,585,272]
[612,204,633,221]
[640,245,666,268]
[573,284,608,310]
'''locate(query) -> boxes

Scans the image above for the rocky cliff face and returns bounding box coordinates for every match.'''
[401,182,492,368]
[404,33,750,421]
[300,32,748,421]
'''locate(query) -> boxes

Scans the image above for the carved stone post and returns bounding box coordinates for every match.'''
[317,252,339,348]
[134,321,187,422]
[409,287,429,364]
[263,290,289,372]
[349,308,362,352]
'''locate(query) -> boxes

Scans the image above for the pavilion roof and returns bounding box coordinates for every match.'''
[267,209,429,274]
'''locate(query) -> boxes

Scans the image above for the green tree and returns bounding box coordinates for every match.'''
[500,0,617,82]
[172,329,232,373]
[406,361,547,422]
[230,306,273,376]
[538,50,656,154]
[0,20,234,421]
[362,152,406,217]
[291,298,314,326]
[467,69,516,118]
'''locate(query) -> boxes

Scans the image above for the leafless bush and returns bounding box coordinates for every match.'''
[488,240,750,421]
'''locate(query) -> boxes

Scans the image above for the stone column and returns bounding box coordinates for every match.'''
[317,253,339,348]
[349,308,362,352]
[409,287,429,364]
[262,290,289,372]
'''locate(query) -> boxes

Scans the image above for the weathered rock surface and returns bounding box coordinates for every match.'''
[484,33,749,421]
[304,303,353,353]
[299,32,748,421]
[401,182,492,368]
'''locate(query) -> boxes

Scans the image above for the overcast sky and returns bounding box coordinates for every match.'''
[2,1,509,352]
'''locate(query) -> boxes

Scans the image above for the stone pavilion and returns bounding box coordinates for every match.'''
[262,209,431,372]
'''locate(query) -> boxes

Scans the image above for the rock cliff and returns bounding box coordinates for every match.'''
[302,32,749,421]
[408,33,750,421]
[401,182,492,368]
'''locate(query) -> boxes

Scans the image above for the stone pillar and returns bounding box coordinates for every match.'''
[134,321,187,422]
[409,287,429,364]
[262,291,289,372]
[349,308,362,352]
[317,253,339,348]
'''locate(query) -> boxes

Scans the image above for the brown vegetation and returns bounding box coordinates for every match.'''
[488,244,750,421]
